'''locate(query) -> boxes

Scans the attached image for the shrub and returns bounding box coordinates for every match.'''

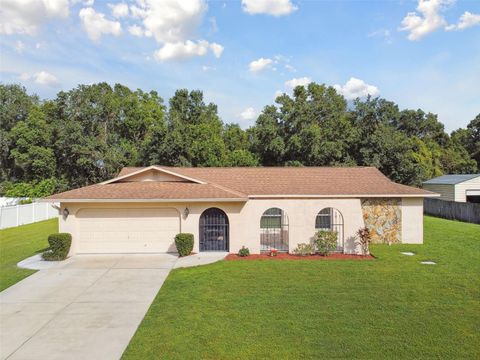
[238,246,250,257]
[293,243,314,256]
[175,233,194,257]
[3,178,67,198]
[356,227,372,255]
[42,233,72,261]
[314,230,337,256]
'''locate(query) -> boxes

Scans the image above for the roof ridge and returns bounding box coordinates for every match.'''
[159,165,378,169]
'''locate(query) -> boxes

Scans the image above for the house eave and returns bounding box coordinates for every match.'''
[40,197,248,203]
[248,193,440,199]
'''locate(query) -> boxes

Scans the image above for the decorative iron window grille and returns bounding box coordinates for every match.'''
[260,207,289,252]
[315,208,344,251]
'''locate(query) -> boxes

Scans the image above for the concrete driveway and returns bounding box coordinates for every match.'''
[0,254,177,360]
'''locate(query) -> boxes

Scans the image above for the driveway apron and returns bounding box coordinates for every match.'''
[0,254,176,360]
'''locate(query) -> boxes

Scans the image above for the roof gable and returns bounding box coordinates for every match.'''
[102,165,206,185]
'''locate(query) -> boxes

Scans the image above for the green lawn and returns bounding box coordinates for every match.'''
[123,216,480,359]
[0,218,57,291]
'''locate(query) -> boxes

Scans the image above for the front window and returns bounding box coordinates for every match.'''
[315,207,344,251]
[316,208,332,230]
[261,207,282,228]
[260,208,288,252]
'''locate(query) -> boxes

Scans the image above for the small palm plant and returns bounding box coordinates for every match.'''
[356,227,372,256]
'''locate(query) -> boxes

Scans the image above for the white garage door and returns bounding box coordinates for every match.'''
[77,208,180,253]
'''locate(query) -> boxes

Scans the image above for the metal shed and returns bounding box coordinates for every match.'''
[423,174,480,203]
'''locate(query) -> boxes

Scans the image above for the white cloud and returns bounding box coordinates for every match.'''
[130,0,207,43]
[44,0,70,17]
[15,40,26,53]
[109,2,129,18]
[333,77,379,100]
[20,71,59,86]
[209,42,224,58]
[239,107,256,120]
[284,64,296,73]
[79,7,122,42]
[249,57,273,72]
[446,11,480,31]
[202,65,215,71]
[128,24,144,37]
[154,40,222,61]
[127,0,223,61]
[399,0,453,40]
[242,0,297,16]
[0,0,69,35]
[285,77,312,89]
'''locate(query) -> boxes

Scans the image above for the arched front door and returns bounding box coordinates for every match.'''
[200,208,229,252]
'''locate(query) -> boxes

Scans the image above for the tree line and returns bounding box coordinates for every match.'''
[0,82,478,197]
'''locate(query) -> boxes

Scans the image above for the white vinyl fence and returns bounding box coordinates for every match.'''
[0,197,26,207]
[0,202,59,230]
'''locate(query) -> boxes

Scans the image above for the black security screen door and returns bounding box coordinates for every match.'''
[200,208,229,252]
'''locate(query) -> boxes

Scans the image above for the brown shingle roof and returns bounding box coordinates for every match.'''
[46,166,436,201]
[46,181,245,200]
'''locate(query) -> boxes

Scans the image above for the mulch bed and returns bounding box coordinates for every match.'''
[225,253,374,261]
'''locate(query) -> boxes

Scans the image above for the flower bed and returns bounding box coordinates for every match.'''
[226,253,374,261]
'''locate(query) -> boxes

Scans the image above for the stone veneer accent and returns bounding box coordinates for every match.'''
[361,198,401,244]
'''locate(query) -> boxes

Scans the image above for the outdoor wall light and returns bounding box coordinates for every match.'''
[183,207,190,219]
[63,208,70,220]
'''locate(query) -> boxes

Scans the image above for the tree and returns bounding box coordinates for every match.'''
[146,89,228,166]
[452,114,480,171]
[394,109,448,145]
[250,105,286,165]
[0,81,477,191]
[223,124,250,152]
[225,150,259,166]
[50,83,167,186]
[9,106,56,181]
[0,84,38,181]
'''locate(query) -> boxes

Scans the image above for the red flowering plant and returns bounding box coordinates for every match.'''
[269,248,278,257]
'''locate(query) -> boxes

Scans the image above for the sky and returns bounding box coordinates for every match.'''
[0,0,479,133]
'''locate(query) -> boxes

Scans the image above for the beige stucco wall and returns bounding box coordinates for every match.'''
[59,196,424,256]
[401,197,424,244]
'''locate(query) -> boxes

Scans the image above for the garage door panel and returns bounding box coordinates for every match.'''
[77,208,179,253]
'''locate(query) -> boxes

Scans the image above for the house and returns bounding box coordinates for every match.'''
[44,166,437,255]
[422,174,480,203]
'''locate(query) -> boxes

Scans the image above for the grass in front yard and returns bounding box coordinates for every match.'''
[123,216,480,359]
[0,218,57,291]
